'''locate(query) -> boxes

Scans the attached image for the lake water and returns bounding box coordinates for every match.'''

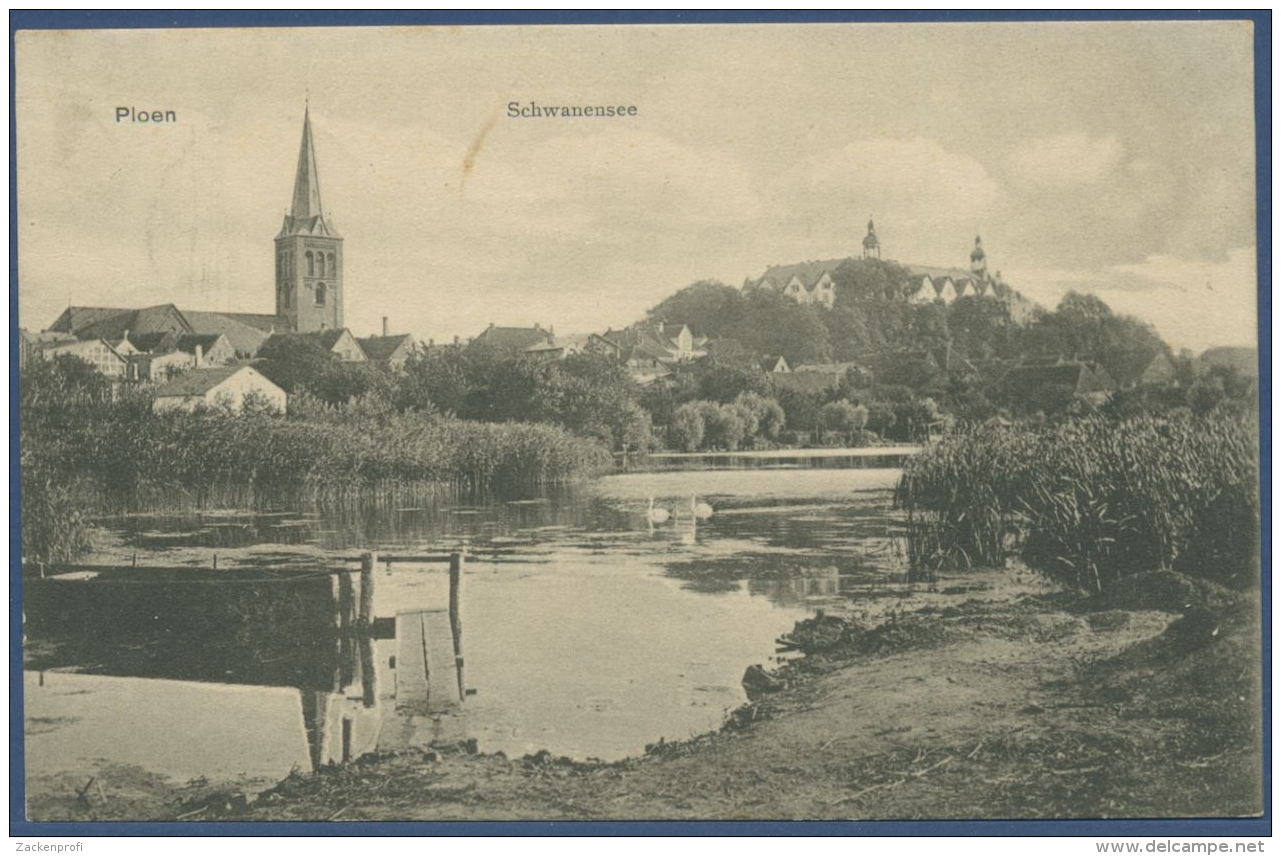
[24,468,907,790]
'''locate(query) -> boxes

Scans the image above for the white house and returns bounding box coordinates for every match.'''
[152,365,287,414]
[37,338,128,378]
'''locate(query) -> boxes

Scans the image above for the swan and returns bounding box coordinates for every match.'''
[647,496,671,524]
[690,494,714,520]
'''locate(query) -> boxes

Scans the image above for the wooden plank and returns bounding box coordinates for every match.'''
[646,445,923,460]
[394,609,458,714]
[336,554,478,565]
[423,611,460,713]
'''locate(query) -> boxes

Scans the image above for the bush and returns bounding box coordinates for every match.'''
[20,447,95,565]
[669,403,706,452]
[896,413,1259,591]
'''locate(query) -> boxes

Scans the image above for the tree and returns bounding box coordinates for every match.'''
[646,280,743,338]
[948,295,1014,358]
[311,362,394,407]
[395,349,471,415]
[830,257,916,301]
[542,353,643,448]
[734,391,785,443]
[821,399,868,443]
[694,360,770,404]
[669,402,705,451]
[733,289,833,366]
[863,401,897,436]
[255,335,336,393]
[700,401,747,451]
[1024,291,1167,387]
[894,397,941,441]
[774,386,823,435]
[20,354,113,412]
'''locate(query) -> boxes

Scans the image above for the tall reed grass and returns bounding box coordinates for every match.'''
[20,407,612,561]
[896,414,1259,590]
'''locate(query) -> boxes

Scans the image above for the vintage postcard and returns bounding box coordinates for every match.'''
[13,18,1264,828]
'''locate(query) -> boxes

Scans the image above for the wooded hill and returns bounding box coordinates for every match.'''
[644,258,1171,390]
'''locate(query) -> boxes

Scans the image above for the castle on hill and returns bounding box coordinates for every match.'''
[744,218,1019,310]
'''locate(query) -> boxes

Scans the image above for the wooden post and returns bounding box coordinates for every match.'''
[448,551,465,701]
[212,554,218,570]
[358,636,377,709]
[358,551,376,628]
[337,572,356,689]
[341,717,353,763]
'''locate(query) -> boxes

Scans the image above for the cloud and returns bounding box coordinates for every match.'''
[461,127,763,238]
[768,137,1002,263]
[1005,246,1258,352]
[811,137,1000,214]
[1008,133,1125,190]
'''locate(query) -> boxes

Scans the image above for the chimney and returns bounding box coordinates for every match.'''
[534,322,541,331]
[454,335,461,346]
[549,324,554,337]
[428,338,435,348]
[382,316,390,337]
[195,343,203,367]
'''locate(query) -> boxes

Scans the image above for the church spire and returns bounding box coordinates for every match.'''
[290,106,324,220]
[275,102,344,333]
[862,215,881,259]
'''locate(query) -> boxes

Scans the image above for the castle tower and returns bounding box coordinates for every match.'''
[862,217,881,259]
[970,235,987,278]
[275,106,343,332]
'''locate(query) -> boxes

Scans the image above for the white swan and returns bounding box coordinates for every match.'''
[690,494,714,520]
[647,496,671,524]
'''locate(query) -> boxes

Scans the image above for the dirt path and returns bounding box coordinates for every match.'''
[26,568,1262,822]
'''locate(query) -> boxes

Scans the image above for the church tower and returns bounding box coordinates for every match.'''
[275,106,343,332]
[970,235,987,278]
[862,217,881,259]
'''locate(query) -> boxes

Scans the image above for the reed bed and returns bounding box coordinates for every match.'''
[22,408,612,510]
[896,414,1259,591]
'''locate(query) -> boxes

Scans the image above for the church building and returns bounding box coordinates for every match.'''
[275,106,344,333]
[42,107,361,374]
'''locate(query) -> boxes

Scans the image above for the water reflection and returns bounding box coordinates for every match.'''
[25,564,468,778]
[26,469,909,786]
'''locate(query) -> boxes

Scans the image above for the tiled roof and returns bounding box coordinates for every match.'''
[152,365,260,398]
[175,333,225,355]
[183,311,273,357]
[1002,363,1115,397]
[359,334,414,362]
[218,312,281,333]
[261,329,349,354]
[129,331,179,353]
[754,258,848,290]
[51,304,194,342]
[472,325,554,354]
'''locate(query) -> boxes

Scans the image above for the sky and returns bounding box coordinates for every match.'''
[15,21,1260,353]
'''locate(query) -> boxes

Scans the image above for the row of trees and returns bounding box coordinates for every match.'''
[253,337,653,451]
[24,271,1253,459]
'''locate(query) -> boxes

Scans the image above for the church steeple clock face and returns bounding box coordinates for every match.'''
[275,106,343,333]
